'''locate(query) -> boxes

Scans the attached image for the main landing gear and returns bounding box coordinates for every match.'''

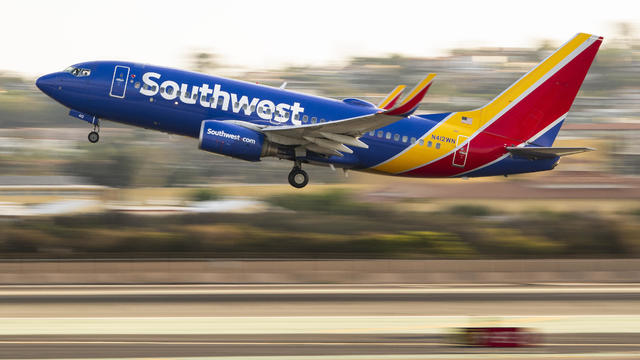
[288,163,309,188]
[88,124,100,143]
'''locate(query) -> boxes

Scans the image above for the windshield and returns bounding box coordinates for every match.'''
[63,66,91,77]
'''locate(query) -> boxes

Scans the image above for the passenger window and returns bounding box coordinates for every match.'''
[394,134,400,141]
[250,105,256,112]
[419,139,424,146]
[265,107,271,115]
[311,117,317,124]
[294,113,299,120]
[302,115,308,123]
[402,135,408,143]
[435,143,441,149]
[201,95,207,102]
[385,132,391,140]
[410,137,416,144]
[185,92,191,98]
[285,112,290,119]
[151,85,157,92]
[377,131,383,138]
[143,84,149,90]
[134,82,141,89]
[218,98,224,107]
[369,131,375,136]
[176,90,181,97]
[320,118,325,123]
[192,92,197,100]
[427,141,432,147]
[160,87,165,94]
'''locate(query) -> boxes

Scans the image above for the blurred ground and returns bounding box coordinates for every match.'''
[1,284,639,359]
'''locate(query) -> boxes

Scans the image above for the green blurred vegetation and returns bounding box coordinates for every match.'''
[0,190,637,259]
[268,189,374,216]
[190,188,221,202]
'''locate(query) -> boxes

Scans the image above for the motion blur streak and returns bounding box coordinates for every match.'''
[0,284,639,358]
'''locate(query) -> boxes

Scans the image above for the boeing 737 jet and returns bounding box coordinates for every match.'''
[36,33,602,188]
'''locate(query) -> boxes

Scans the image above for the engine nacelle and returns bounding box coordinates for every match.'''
[199,120,269,162]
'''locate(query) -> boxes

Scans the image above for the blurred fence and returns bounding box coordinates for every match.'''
[1,259,639,284]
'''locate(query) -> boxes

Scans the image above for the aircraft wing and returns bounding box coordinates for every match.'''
[506,146,595,159]
[261,112,402,156]
[259,74,436,156]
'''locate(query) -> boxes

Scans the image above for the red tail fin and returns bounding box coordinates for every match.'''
[478,33,603,144]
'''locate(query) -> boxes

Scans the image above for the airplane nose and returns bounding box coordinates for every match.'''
[35,73,59,96]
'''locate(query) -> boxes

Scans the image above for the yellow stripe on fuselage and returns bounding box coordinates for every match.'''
[372,33,593,174]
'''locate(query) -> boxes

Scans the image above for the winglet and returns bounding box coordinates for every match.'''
[378,85,406,110]
[385,73,436,117]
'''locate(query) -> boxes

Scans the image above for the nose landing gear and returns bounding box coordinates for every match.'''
[288,165,309,188]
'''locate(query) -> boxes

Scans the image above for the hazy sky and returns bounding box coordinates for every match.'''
[3,0,637,76]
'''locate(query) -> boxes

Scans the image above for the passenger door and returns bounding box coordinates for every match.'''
[109,65,130,98]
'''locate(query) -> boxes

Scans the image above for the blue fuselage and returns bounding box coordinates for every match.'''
[36,61,451,170]
[36,60,559,178]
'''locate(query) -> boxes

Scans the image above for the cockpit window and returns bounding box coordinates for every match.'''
[63,66,91,77]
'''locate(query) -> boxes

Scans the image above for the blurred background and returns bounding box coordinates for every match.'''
[1,1,640,359]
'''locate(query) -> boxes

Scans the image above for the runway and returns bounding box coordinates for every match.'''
[2,333,640,359]
[1,284,639,359]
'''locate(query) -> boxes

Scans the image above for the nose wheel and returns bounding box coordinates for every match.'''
[88,131,99,143]
[88,124,100,143]
[288,166,309,188]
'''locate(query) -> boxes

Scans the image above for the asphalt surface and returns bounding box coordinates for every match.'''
[2,333,640,359]
[0,333,640,359]
[1,284,639,359]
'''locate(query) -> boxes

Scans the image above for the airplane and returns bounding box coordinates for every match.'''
[36,33,602,188]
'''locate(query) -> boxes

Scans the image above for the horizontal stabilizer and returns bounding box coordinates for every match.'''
[506,146,594,159]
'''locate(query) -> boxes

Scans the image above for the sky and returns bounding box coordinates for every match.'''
[2,0,638,77]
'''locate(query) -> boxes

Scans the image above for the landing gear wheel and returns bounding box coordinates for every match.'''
[288,167,309,188]
[88,131,99,143]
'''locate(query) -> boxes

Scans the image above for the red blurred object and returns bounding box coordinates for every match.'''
[453,327,540,347]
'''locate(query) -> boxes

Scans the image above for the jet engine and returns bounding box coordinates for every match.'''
[198,120,277,161]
